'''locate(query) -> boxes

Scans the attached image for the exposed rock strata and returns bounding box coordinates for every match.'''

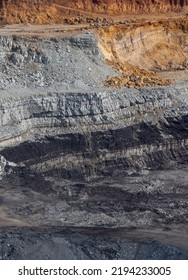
[97,19,188,71]
[0,32,116,90]
[0,22,188,259]
[0,85,188,179]
[97,19,188,87]
[0,0,188,24]
[56,0,188,13]
[0,30,187,186]
[1,22,185,90]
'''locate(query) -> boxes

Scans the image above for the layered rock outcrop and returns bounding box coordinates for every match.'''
[0,32,116,90]
[97,19,188,72]
[0,85,188,179]
[0,0,187,24]
[57,0,188,13]
[0,85,188,231]
[97,18,188,87]
[0,19,188,259]
[0,30,187,179]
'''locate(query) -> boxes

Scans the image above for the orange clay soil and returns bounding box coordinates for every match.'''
[0,0,188,25]
[54,0,188,14]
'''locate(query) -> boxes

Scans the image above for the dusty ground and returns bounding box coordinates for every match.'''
[0,207,26,226]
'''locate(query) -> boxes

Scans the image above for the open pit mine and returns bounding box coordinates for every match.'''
[0,0,188,259]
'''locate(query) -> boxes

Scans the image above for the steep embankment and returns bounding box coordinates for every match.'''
[1,82,188,230]
[1,86,188,179]
[0,0,57,24]
[0,0,188,24]
[55,0,188,13]
[97,18,188,87]
[98,19,188,71]
[0,31,188,179]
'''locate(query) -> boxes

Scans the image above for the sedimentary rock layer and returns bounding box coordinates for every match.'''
[0,20,188,259]
[0,0,187,24]
[97,19,188,72]
[0,30,187,179]
[56,0,188,13]
[0,85,188,179]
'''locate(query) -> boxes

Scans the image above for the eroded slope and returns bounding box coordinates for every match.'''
[0,0,188,24]
[97,18,188,87]
[55,0,188,13]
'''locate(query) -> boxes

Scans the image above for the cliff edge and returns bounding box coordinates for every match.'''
[55,0,188,13]
[0,0,188,24]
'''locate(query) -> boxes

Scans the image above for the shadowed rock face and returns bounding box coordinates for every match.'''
[0,85,188,232]
[0,86,188,180]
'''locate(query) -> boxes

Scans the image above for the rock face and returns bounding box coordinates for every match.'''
[97,18,188,87]
[97,20,188,72]
[1,62,188,230]
[0,86,188,179]
[0,32,116,90]
[0,31,187,179]
[0,22,188,259]
[57,0,188,13]
[0,0,187,24]
[0,155,16,179]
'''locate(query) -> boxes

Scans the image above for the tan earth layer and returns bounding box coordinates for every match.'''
[97,18,188,87]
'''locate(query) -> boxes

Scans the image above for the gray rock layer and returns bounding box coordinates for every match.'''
[0,85,188,179]
[0,32,116,91]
